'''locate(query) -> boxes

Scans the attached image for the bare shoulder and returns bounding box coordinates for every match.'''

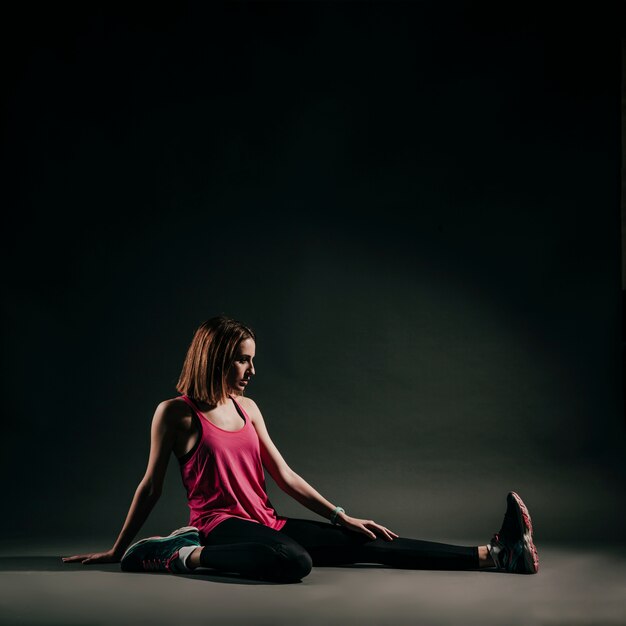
[236,396,262,424]
[153,397,191,428]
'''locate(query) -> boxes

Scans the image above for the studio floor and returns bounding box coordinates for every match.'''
[1,541,624,626]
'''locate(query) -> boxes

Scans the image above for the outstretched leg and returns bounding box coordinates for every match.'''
[279,517,482,570]
[266,491,537,575]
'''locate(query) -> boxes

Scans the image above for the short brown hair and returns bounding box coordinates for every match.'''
[176,316,256,405]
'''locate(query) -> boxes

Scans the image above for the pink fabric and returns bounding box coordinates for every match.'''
[177,394,287,538]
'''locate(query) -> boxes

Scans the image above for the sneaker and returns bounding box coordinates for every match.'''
[120,526,200,573]
[488,491,539,574]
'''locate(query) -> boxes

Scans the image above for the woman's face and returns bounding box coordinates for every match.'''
[226,337,256,395]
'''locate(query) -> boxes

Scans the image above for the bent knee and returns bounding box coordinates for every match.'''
[271,543,312,582]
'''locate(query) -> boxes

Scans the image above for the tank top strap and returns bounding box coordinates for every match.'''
[177,394,204,419]
[176,394,203,428]
[229,395,250,422]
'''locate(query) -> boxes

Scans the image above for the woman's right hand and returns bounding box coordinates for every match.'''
[62,549,121,565]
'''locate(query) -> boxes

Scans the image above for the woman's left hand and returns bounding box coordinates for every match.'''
[337,514,399,541]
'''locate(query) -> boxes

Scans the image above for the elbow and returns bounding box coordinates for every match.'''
[280,468,297,489]
[138,479,162,500]
[148,487,162,500]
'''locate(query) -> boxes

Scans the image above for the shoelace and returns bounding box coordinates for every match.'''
[141,550,179,572]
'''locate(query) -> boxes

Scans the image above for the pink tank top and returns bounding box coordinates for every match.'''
[177,394,287,538]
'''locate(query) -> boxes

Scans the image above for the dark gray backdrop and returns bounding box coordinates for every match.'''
[2,1,624,548]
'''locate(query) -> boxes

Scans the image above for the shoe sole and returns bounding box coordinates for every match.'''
[508,491,539,574]
[121,526,200,561]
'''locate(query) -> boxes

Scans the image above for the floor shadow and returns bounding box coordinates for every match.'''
[0,557,301,583]
[0,556,120,573]
[175,570,286,585]
[0,556,503,578]
[324,563,387,569]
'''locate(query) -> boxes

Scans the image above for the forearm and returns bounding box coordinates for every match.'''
[111,483,160,557]
[281,471,345,523]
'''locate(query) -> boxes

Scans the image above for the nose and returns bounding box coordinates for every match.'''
[248,361,255,376]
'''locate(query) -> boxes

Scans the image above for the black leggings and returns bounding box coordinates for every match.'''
[199,517,479,582]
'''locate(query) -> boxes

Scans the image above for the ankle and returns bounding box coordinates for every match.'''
[178,545,203,570]
[187,546,203,570]
[478,545,495,568]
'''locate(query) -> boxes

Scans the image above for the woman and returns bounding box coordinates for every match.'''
[63,316,539,582]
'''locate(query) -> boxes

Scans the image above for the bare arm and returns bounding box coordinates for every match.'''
[279,471,347,522]
[241,397,398,541]
[63,400,178,564]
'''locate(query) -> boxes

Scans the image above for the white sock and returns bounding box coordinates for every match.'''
[177,545,197,571]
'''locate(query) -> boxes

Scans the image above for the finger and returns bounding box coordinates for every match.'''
[378,527,397,541]
[377,528,393,541]
[366,523,390,539]
[383,528,399,541]
[363,528,377,540]
[377,524,399,539]
[377,525,398,536]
